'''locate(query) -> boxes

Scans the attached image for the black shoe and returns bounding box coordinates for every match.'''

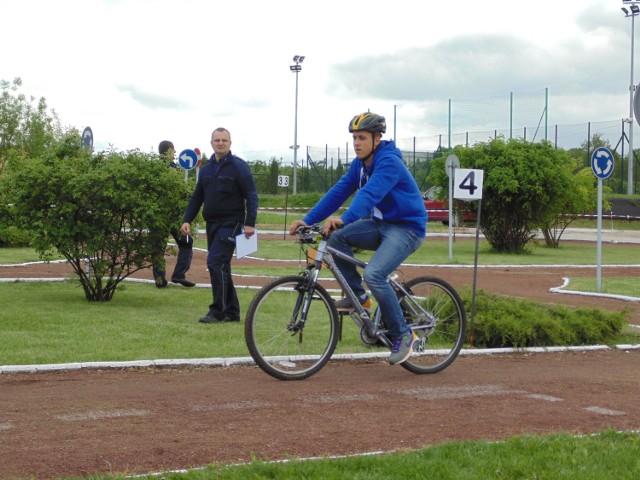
[199,313,240,324]
[199,312,222,324]
[155,276,168,288]
[171,277,196,287]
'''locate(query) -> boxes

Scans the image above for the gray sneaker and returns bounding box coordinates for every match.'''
[388,331,418,365]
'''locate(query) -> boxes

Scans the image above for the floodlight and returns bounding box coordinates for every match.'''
[289,54,306,193]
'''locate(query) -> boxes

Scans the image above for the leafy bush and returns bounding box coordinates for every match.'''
[0,225,31,247]
[0,78,63,248]
[427,138,596,252]
[462,289,627,348]
[4,134,190,301]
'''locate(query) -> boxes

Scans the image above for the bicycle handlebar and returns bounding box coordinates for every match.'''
[296,222,346,244]
[295,224,324,244]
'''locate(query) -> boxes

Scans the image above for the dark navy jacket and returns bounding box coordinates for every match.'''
[183,151,258,227]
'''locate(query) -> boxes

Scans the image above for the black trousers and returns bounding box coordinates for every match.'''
[205,221,241,321]
[152,227,193,281]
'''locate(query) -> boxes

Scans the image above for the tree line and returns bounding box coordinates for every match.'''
[0,77,610,300]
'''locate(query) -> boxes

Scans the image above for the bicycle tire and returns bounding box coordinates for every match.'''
[245,275,340,381]
[399,276,467,374]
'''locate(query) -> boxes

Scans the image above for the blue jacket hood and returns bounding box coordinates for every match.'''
[303,140,426,237]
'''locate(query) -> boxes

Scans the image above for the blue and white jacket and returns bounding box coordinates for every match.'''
[303,140,427,237]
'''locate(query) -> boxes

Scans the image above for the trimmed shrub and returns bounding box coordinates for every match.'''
[462,290,628,348]
[0,226,31,247]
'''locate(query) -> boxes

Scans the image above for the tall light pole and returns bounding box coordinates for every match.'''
[290,55,305,194]
[622,1,638,194]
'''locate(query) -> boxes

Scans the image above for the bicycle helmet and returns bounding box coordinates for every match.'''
[348,113,386,134]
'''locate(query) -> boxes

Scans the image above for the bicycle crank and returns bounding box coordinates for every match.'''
[359,325,387,347]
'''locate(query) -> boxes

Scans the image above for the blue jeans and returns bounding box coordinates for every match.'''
[328,219,424,338]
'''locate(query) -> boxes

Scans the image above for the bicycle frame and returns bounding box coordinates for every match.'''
[245,225,467,380]
[303,233,434,348]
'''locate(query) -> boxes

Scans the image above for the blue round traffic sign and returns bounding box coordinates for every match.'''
[82,126,93,149]
[591,147,614,180]
[177,149,198,170]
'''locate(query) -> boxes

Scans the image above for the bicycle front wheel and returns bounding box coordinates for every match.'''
[399,276,467,374]
[245,275,340,381]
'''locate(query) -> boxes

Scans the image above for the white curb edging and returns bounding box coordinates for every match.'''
[2,344,638,374]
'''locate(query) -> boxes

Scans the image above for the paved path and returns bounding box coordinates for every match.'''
[1,349,639,480]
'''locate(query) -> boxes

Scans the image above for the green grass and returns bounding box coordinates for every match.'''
[571,218,640,230]
[231,235,640,266]
[233,264,335,277]
[255,210,305,230]
[0,278,636,366]
[1,232,638,366]
[69,430,640,479]
[0,247,66,264]
[0,281,429,364]
[565,277,640,297]
[138,230,640,302]
[11,235,640,268]
[0,282,253,365]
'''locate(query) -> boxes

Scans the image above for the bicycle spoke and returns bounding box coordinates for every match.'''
[399,277,467,374]
[245,276,339,380]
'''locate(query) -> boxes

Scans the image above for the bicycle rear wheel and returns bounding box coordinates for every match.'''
[399,276,467,374]
[245,275,340,381]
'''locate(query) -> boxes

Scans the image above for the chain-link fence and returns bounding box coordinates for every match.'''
[244,88,639,195]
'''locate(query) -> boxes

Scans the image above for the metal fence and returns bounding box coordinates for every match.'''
[244,89,639,194]
[248,120,639,195]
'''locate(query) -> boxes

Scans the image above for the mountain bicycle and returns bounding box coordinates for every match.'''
[244,224,467,381]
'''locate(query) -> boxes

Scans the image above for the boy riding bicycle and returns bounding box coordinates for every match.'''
[289,112,427,365]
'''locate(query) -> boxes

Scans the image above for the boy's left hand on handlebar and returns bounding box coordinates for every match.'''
[322,217,343,236]
[289,220,308,236]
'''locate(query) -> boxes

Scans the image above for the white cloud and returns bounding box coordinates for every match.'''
[0,0,635,162]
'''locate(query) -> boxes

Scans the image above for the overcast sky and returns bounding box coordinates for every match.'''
[0,0,635,162]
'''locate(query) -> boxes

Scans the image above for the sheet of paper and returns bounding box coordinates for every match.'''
[236,231,258,259]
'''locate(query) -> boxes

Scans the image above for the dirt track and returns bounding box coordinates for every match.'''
[1,236,639,479]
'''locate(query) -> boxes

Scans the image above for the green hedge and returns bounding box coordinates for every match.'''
[463,290,628,348]
[0,226,31,248]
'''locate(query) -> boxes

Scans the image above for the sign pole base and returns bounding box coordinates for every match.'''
[469,198,481,348]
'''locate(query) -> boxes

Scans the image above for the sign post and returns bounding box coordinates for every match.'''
[278,175,290,239]
[193,148,202,182]
[591,147,614,291]
[453,168,484,347]
[445,154,460,261]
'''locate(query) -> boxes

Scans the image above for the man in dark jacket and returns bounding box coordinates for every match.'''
[152,140,195,288]
[181,128,258,323]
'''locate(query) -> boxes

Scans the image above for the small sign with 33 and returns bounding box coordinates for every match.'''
[278,175,290,187]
